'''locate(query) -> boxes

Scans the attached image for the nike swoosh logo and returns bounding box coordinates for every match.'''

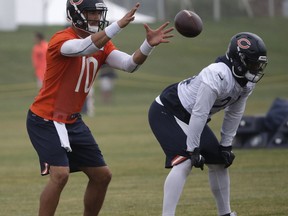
[218,74,224,80]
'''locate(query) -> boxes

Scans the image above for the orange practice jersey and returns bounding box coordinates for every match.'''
[30,27,116,123]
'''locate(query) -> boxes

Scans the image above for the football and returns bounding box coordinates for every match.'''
[174,10,203,38]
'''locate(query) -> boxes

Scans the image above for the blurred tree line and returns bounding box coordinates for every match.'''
[109,0,288,21]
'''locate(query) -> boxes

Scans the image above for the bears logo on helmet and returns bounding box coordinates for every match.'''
[237,38,251,49]
[69,0,84,5]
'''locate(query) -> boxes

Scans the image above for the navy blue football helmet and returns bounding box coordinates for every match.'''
[66,0,109,33]
[226,32,268,83]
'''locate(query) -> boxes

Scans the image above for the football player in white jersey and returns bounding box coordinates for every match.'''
[148,32,268,216]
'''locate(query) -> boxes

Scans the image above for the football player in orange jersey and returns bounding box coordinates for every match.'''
[26,0,174,215]
[31,32,48,88]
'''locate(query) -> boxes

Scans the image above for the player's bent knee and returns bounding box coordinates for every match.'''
[83,166,112,185]
[50,167,70,187]
[96,169,112,185]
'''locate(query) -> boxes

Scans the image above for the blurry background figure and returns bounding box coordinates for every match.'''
[82,65,117,116]
[82,88,95,117]
[98,64,118,104]
[31,32,48,89]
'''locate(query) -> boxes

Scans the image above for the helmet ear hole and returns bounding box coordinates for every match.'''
[72,13,84,25]
[232,60,246,78]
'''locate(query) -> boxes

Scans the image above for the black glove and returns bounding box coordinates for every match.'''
[220,145,235,168]
[187,148,205,170]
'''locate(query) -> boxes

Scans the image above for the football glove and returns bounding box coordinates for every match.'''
[187,147,205,170]
[220,145,235,168]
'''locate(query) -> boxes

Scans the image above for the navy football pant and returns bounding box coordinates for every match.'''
[26,110,106,175]
[148,100,225,168]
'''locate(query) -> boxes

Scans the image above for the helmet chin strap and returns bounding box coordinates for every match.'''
[72,23,93,37]
[227,54,245,79]
[231,65,245,79]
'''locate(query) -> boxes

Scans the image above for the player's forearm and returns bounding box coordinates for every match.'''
[90,30,111,49]
[220,98,247,146]
[106,50,139,73]
[105,39,154,73]
[186,84,217,151]
[132,49,148,65]
[91,22,122,48]
[220,114,242,147]
[133,39,154,65]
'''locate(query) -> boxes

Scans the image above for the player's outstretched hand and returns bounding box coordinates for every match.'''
[117,3,140,28]
[144,22,174,47]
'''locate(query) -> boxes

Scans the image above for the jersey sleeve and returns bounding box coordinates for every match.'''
[49,30,74,59]
[186,82,217,152]
[220,95,248,147]
[105,50,139,72]
[220,83,254,147]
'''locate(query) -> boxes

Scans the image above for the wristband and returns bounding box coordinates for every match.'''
[104,22,122,38]
[140,39,155,56]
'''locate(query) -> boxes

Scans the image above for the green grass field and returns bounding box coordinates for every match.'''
[0,18,288,216]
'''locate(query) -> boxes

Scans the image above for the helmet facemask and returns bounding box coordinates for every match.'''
[84,9,108,33]
[238,51,268,83]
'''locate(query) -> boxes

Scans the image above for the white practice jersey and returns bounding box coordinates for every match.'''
[174,62,255,151]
